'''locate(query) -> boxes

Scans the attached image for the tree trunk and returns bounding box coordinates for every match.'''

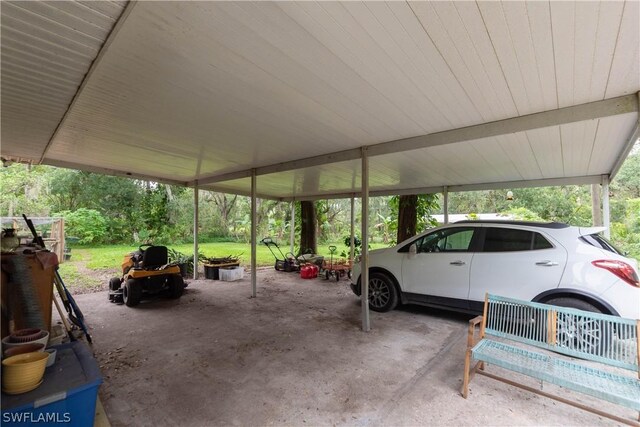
[212,193,238,234]
[591,184,602,226]
[397,195,418,243]
[300,200,317,254]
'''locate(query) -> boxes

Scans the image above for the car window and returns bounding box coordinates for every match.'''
[580,234,623,255]
[482,228,553,252]
[533,233,553,250]
[416,228,475,253]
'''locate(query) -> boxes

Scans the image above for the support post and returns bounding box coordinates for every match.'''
[251,170,257,297]
[443,186,449,224]
[193,185,199,280]
[361,149,370,332]
[602,175,611,239]
[350,195,355,262]
[290,201,295,255]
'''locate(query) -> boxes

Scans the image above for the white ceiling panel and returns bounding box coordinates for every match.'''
[588,113,639,176]
[1,1,638,200]
[605,0,640,98]
[198,115,637,201]
[0,0,126,160]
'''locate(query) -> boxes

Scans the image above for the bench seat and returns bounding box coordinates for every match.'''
[462,294,640,424]
[473,339,640,410]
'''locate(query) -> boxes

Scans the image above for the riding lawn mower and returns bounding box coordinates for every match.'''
[108,245,185,307]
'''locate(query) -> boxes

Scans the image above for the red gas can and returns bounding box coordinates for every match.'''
[300,264,310,279]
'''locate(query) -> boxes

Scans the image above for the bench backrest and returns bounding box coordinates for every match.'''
[482,294,639,371]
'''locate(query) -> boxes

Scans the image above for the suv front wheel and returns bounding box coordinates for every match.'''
[367,272,398,313]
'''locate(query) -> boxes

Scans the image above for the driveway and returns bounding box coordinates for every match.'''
[73,269,627,426]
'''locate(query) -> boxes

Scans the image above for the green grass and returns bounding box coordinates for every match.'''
[58,241,389,292]
[69,241,388,270]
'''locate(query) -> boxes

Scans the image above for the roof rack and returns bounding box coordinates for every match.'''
[454,220,570,229]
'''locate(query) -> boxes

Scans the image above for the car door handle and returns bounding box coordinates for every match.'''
[535,260,558,267]
[450,260,466,266]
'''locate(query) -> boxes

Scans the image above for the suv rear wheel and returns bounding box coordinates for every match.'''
[545,297,606,354]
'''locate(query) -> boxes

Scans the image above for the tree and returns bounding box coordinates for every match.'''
[210,193,238,234]
[396,195,418,243]
[55,208,107,244]
[390,194,439,244]
[299,201,317,254]
[0,164,50,217]
[613,149,640,198]
[47,169,144,242]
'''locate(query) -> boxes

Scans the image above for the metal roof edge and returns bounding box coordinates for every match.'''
[43,158,188,187]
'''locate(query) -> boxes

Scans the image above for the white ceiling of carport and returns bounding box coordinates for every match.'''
[1,1,128,159]
[1,1,639,200]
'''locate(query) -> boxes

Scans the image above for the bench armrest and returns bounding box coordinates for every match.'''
[467,315,484,348]
[469,315,483,326]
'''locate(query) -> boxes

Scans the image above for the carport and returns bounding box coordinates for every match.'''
[2,1,639,333]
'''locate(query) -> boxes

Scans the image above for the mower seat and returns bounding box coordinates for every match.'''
[142,245,168,269]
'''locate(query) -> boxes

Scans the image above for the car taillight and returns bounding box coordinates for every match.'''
[592,260,640,287]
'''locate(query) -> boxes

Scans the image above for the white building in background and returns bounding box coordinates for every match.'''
[433,213,514,224]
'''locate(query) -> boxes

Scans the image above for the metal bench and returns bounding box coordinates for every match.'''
[461,294,640,426]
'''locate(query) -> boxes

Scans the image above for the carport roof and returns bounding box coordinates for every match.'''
[2,1,639,200]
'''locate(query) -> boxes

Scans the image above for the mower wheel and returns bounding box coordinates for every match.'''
[109,277,122,291]
[168,275,185,299]
[123,279,142,307]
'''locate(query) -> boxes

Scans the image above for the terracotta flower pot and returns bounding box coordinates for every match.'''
[2,331,49,351]
[3,343,45,358]
[9,328,43,343]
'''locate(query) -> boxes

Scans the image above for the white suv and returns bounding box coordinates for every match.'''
[350,221,639,320]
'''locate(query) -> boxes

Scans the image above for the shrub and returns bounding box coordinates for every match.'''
[56,208,107,244]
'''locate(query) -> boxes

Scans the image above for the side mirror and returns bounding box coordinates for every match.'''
[409,244,417,258]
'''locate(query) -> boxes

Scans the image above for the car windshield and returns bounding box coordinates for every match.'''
[580,233,624,255]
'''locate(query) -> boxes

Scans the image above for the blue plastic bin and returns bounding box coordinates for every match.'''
[1,341,102,426]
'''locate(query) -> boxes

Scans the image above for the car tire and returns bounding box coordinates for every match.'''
[109,277,121,291]
[367,272,398,313]
[545,297,607,354]
[168,275,185,299]
[123,279,142,307]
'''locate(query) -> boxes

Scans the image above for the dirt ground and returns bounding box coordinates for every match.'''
[71,269,631,426]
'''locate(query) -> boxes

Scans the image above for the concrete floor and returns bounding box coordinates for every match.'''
[73,269,631,426]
